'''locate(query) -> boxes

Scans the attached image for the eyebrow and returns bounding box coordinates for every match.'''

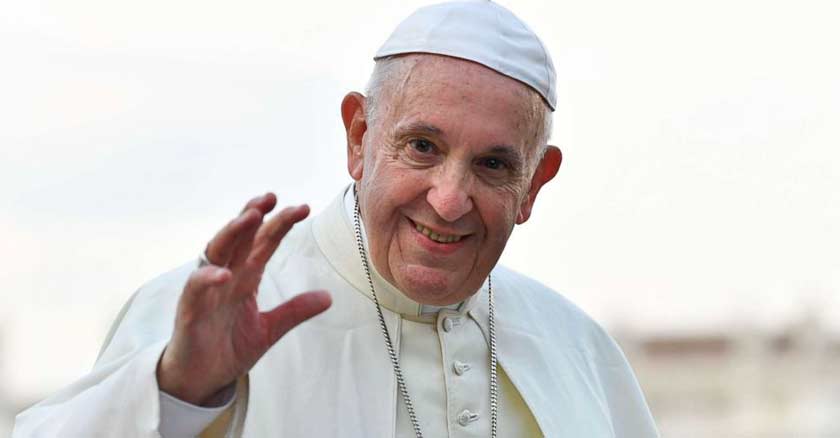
[400,122,443,136]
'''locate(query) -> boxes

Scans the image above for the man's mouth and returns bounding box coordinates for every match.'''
[412,221,465,244]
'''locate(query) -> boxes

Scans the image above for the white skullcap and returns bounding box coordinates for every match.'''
[374,0,556,111]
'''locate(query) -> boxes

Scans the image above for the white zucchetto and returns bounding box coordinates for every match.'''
[374,0,557,111]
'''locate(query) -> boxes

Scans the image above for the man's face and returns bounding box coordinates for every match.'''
[345,55,557,305]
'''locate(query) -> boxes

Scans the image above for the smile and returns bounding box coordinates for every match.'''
[412,221,465,244]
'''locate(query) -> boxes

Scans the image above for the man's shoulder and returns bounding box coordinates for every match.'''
[493,264,589,324]
[492,265,627,364]
[122,259,203,316]
[140,260,198,296]
[96,261,196,362]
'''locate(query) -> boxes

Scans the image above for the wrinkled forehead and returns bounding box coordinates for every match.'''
[395,54,533,105]
[378,54,539,143]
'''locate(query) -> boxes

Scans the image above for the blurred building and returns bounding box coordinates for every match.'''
[620,317,840,437]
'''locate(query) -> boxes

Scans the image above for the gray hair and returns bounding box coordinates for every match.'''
[364,55,553,162]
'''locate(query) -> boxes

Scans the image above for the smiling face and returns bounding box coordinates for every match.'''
[342,55,561,305]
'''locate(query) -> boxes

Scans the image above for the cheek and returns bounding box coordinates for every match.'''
[478,195,521,240]
[359,167,416,229]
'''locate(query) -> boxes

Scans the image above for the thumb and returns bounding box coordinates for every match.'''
[261,291,332,345]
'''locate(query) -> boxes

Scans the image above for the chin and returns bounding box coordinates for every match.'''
[396,264,465,306]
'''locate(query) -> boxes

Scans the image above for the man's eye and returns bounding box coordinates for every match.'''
[409,139,435,154]
[480,157,507,170]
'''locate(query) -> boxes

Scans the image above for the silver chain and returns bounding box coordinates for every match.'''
[353,192,498,438]
[488,273,498,437]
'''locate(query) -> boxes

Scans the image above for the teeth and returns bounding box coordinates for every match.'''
[414,222,463,243]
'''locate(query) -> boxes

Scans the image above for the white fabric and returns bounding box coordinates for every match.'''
[375,0,557,110]
[13,187,659,437]
[158,388,234,438]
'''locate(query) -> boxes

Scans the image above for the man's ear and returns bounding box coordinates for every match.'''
[341,92,367,181]
[516,145,562,224]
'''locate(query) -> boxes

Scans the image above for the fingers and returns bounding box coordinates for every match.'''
[240,192,277,215]
[228,204,311,295]
[187,266,232,290]
[180,266,232,317]
[261,291,332,345]
[227,211,263,271]
[205,193,277,266]
[248,205,311,267]
[204,195,310,300]
[205,210,260,267]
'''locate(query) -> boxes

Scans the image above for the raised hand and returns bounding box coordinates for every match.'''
[156,193,332,405]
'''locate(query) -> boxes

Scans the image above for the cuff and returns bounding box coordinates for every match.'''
[158,383,236,438]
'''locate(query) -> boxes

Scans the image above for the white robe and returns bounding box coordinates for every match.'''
[14,188,658,437]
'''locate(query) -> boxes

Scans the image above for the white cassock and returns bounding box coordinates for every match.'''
[14,186,659,437]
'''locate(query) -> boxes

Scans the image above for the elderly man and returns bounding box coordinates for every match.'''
[15,1,657,437]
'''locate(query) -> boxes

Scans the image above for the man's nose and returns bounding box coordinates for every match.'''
[426,171,474,223]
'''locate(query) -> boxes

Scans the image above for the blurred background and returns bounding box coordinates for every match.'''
[1,0,838,436]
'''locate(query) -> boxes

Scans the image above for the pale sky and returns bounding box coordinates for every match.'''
[2,0,838,402]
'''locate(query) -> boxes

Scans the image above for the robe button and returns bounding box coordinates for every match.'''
[457,409,480,426]
[442,316,459,332]
[453,361,471,375]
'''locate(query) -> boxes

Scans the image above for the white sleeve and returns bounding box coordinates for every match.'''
[13,340,170,438]
[158,384,236,438]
